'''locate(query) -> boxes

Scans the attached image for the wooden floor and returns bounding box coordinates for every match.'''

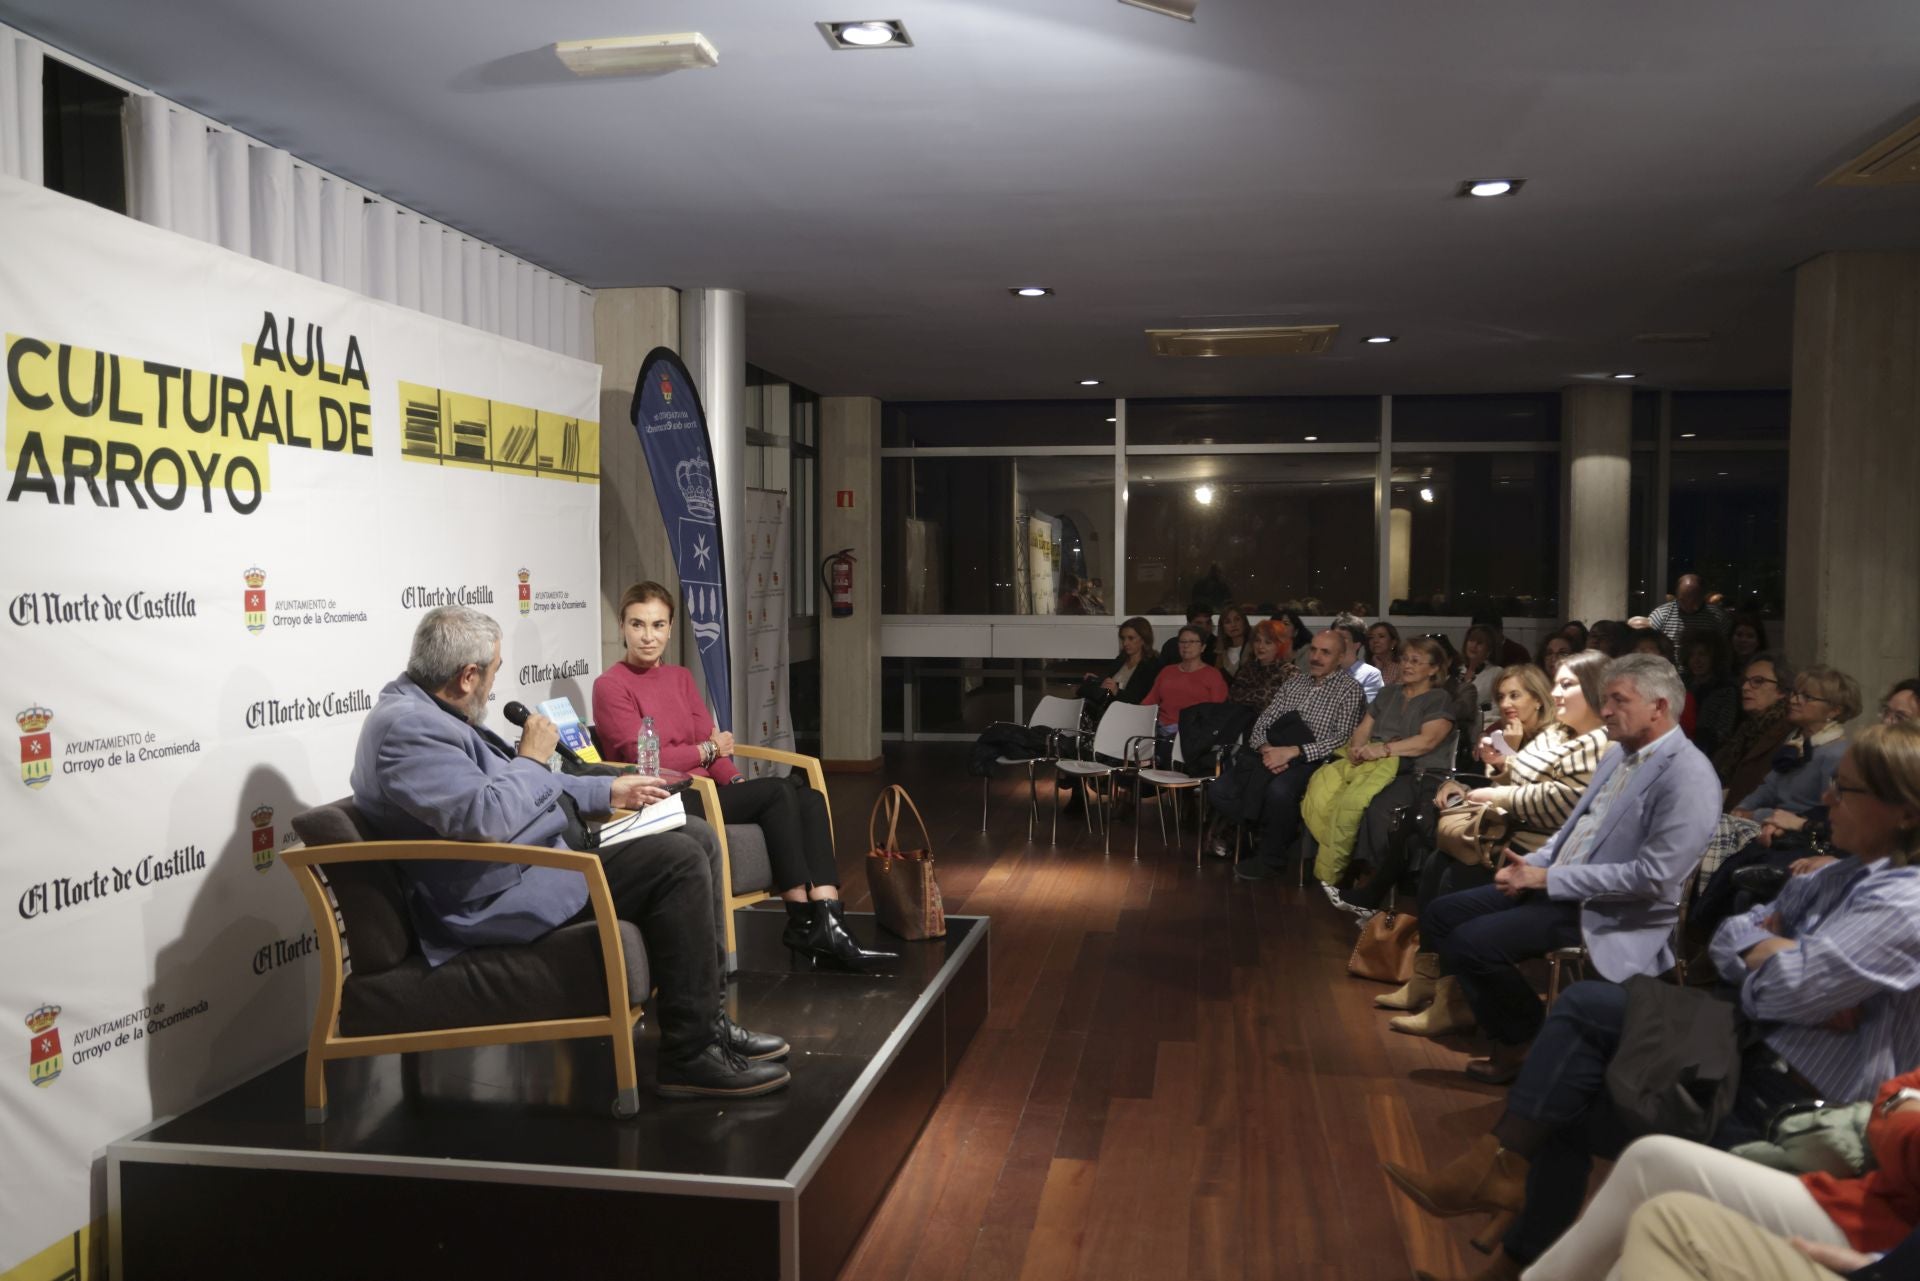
[823,744,1505,1281]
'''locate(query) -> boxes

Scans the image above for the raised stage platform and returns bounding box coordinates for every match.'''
[108,909,989,1281]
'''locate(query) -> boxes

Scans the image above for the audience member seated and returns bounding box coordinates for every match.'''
[1558,621,1590,654]
[1586,618,1627,657]
[1083,616,1161,710]
[1473,613,1534,667]
[1618,1195,1918,1281]
[593,582,893,972]
[1383,722,1920,1281]
[1729,612,1769,666]
[1682,628,1741,758]
[1734,665,1861,847]
[1228,618,1296,710]
[1142,626,1229,744]
[1650,573,1733,644]
[1884,678,1920,728]
[1403,655,1719,1085]
[1214,605,1252,679]
[1160,605,1217,666]
[1715,653,1798,811]
[353,605,791,1098]
[1276,608,1313,658]
[1368,620,1403,687]
[1314,635,1456,904]
[1210,630,1365,881]
[1384,654,1610,1030]
[1516,1064,1920,1281]
[1334,612,1386,702]
[1537,632,1574,677]
[1461,625,1502,727]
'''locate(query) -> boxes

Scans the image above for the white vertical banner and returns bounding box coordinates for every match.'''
[740,488,793,778]
[0,175,602,1274]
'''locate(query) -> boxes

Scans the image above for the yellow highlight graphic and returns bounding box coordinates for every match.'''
[0,1220,96,1281]
[399,381,599,483]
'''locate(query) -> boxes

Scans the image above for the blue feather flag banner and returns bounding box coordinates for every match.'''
[631,347,732,730]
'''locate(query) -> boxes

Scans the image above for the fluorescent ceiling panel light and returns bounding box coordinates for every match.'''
[1612,372,1638,380]
[1010,286,1053,298]
[1079,379,1102,386]
[1363,335,1395,344]
[817,19,913,49]
[1457,178,1525,198]
[1119,0,1198,20]
[553,33,718,75]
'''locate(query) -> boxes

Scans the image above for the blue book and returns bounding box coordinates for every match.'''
[539,696,603,764]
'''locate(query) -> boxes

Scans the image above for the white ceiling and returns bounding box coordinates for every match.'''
[9,0,1920,401]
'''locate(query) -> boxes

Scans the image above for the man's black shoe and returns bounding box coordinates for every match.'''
[718,1014,789,1062]
[656,1042,791,1098]
[1233,860,1283,882]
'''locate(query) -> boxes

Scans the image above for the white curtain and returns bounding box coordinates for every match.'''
[117,92,594,360]
[0,27,43,183]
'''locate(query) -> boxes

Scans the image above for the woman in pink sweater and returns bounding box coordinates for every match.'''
[593,582,890,971]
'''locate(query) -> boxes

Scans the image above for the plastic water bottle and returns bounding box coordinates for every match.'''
[637,717,660,776]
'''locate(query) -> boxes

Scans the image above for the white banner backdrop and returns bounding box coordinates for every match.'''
[0,176,601,1275]
[740,488,793,778]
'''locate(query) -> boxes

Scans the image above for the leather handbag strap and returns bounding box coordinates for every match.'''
[868,784,933,860]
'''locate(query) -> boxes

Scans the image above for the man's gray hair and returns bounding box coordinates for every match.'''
[407,606,501,689]
[1604,652,1686,716]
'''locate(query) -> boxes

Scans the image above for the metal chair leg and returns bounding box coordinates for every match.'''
[981,776,990,833]
[1052,769,1061,846]
[1027,764,1040,843]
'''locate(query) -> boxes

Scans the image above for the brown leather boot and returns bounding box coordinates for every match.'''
[1464,1039,1531,1085]
[1388,975,1475,1036]
[1382,1134,1528,1220]
[1414,1247,1522,1281]
[1376,951,1441,1010]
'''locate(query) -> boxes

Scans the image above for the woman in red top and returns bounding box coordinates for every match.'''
[593,582,891,972]
[1515,1071,1920,1280]
[1142,626,1231,733]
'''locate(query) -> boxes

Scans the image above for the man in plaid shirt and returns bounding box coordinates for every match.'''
[1211,628,1366,881]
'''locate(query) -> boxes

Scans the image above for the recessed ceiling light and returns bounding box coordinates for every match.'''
[1010,286,1053,298]
[1457,178,1525,198]
[1363,335,1396,345]
[1303,435,1319,442]
[1418,487,1435,503]
[817,19,912,50]
[1612,372,1638,380]
[1193,485,1214,505]
[553,33,719,75]
[1079,379,1101,386]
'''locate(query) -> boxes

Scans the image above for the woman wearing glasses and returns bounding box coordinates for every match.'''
[1733,665,1862,846]
[1712,653,1796,809]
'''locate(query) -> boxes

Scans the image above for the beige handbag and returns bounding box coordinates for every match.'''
[1436,799,1510,868]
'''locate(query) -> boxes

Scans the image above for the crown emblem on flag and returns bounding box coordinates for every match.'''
[25,1005,59,1035]
[16,707,52,734]
[676,458,717,520]
[244,568,266,589]
[251,806,274,829]
[659,373,674,404]
[517,569,530,584]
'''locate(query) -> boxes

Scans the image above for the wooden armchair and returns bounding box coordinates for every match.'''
[686,744,837,965]
[285,799,649,1123]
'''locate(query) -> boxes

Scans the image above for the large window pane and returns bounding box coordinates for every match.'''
[1124,455,1376,615]
[884,400,1115,448]
[1388,453,1560,617]
[1671,391,1788,442]
[1628,449,1660,616]
[1127,397,1378,446]
[1391,394,1559,444]
[1668,451,1787,615]
[883,457,1115,614]
[907,659,1017,734]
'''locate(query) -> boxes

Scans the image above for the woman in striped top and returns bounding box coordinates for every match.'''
[1380,652,1612,1028]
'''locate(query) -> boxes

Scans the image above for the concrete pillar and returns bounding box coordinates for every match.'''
[679,289,749,730]
[819,396,882,769]
[1560,385,1634,625]
[1786,252,1920,714]
[594,287,682,675]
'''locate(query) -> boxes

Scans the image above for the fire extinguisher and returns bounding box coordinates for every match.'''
[820,549,856,618]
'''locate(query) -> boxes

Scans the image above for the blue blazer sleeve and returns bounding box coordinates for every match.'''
[376,705,611,845]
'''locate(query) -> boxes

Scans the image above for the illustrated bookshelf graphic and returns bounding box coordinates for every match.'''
[399,382,599,482]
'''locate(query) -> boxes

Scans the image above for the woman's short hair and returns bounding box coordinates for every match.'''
[1679,627,1732,679]
[1559,620,1589,652]
[1463,624,1497,657]
[1400,634,1447,672]
[407,605,500,689]
[1604,652,1687,715]
[1496,663,1557,728]
[1369,620,1401,646]
[1176,625,1206,646]
[1557,649,1612,718]
[1743,651,1795,692]
[1119,616,1154,650]
[1795,665,1864,724]
[619,580,676,623]
[1729,613,1769,650]
[1848,722,1920,863]
[1252,618,1293,661]
[1627,627,1677,664]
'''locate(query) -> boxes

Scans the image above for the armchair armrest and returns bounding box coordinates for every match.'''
[732,743,835,847]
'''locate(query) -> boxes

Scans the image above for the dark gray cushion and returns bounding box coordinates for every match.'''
[291,799,415,976]
[340,920,650,1037]
[724,823,773,896]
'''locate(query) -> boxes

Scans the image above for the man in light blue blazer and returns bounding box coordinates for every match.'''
[351,605,789,1098]
[1420,653,1721,1082]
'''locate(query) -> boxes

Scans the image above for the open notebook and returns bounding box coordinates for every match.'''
[596,791,688,845]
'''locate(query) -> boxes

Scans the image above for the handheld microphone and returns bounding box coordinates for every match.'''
[502,700,584,767]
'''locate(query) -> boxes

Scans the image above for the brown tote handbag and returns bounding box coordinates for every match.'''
[1436,799,1511,868]
[866,784,947,940]
[1348,894,1420,984]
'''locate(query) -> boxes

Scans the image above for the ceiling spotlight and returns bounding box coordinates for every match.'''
[1457,178,1525,198]
[1118,0,1198,21]
[1418,487,1435,504]
[1193,485,1214,505]
[818,19,912,49]
[1612,372,1638,380]
[1364,335,1396,345]
[1010,286,1053,298]
[1079,378,1101,386]
[1302,435,1319,442]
